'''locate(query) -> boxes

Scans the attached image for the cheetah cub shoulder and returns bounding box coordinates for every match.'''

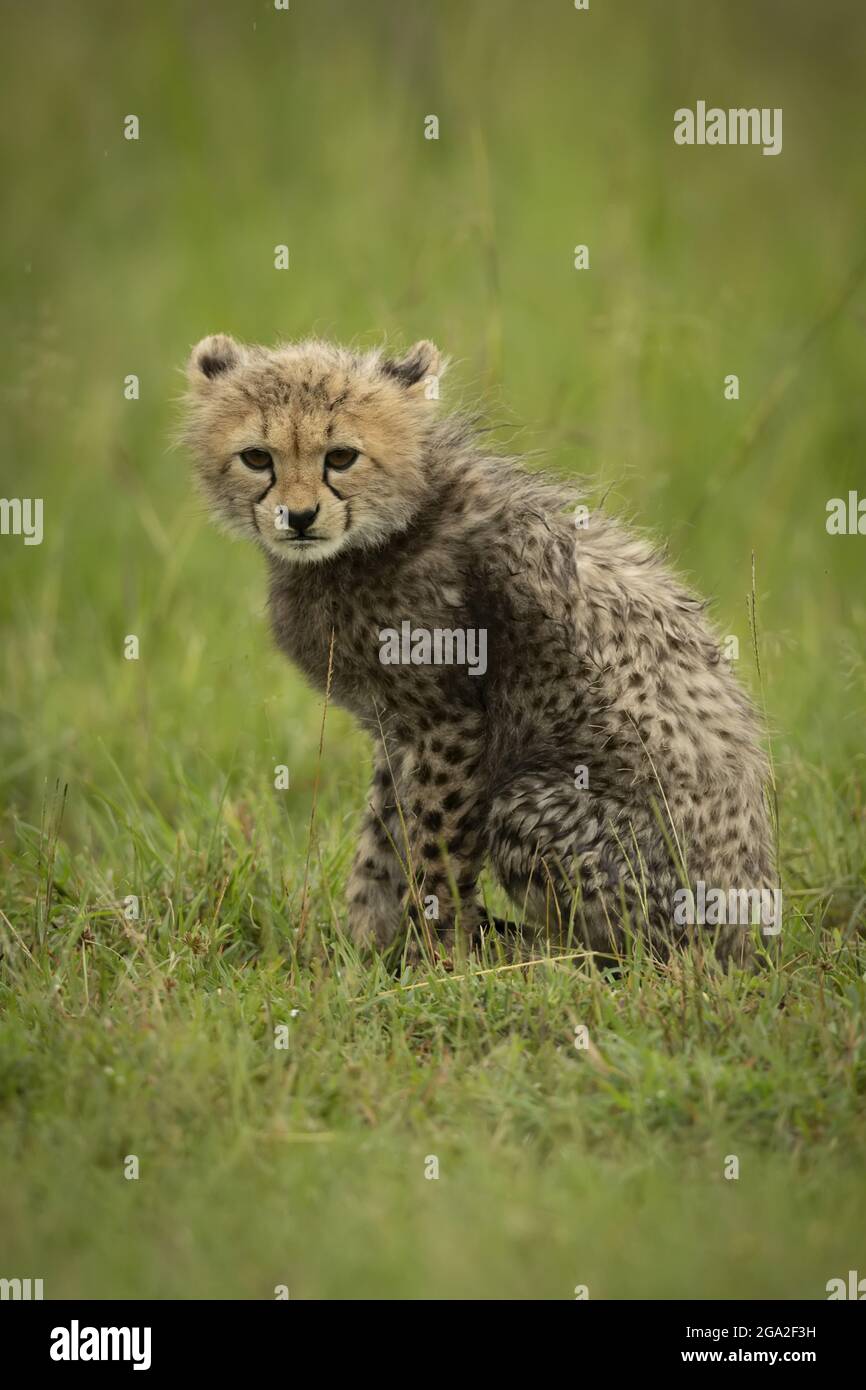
[183,333,777,966]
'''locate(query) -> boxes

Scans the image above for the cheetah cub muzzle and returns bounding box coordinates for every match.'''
[183,333,778,968]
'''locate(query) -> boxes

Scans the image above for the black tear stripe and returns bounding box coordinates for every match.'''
[254,476,276,504]
[326,480,345,501]
[344,500,352,533]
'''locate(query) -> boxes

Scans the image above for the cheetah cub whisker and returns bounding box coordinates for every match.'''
[182,333,778,968]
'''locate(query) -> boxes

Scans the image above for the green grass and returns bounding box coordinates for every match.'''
[1,0,865,1299]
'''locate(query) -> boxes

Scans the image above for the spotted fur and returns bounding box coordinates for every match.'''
[183,334,776,966]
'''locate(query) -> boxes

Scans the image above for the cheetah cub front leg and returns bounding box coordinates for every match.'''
[346,727,489,956]
[345,741,408,949]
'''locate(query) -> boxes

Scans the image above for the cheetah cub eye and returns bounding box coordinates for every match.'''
[324,447,358,471]
[240,448,273,470]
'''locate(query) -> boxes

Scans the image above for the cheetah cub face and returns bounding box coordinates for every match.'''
[184,334,441,564]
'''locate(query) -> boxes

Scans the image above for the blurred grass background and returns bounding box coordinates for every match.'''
[0,0,865,1299]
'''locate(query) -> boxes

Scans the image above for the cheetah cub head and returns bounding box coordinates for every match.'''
[183,335,442,564]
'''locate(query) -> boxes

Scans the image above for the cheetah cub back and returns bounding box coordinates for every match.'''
[183,333,778,967]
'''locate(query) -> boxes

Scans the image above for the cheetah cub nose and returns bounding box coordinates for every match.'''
[286,505,320,535]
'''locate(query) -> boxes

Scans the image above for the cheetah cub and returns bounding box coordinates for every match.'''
[183,334,777,967]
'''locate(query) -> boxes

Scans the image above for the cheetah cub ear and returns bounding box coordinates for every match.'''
[380,339,443,396]
[186,333,247,386]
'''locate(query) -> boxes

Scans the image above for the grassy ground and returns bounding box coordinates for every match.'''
[1,0,865,1298]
